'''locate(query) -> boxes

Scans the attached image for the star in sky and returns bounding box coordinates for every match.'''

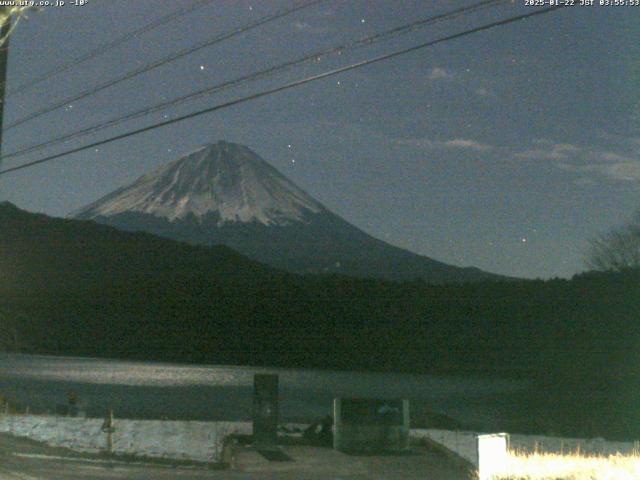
[1,0,632,280]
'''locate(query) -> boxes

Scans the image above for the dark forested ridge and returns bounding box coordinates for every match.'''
[2,201,639,375]
[2,202,640,437]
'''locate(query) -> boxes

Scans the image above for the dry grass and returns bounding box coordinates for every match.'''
[495,449,640,480]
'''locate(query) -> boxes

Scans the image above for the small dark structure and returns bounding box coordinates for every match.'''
[303,414,333,446]
[67,391,79,417]
[333,398,410,454]
[252,374,279,447]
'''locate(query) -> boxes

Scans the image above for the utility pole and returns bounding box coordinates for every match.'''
[0,6,10,162]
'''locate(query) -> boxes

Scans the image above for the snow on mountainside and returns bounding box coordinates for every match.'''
[74,141,324,226]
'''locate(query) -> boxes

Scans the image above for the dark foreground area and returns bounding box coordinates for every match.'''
[0,433,472,480]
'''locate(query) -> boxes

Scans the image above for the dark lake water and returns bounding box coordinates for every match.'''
[0,354,531,430]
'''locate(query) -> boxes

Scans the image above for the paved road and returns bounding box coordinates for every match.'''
[0,434,472,479]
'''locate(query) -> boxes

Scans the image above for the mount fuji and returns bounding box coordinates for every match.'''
[73,141,501,283]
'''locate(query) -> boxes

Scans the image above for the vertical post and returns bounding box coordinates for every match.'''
[0,7,11,162]
[12,327,18,352]
[252,374,279,448]
[101,408,115,454]
[332,398,341,450]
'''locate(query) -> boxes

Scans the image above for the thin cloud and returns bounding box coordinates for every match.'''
[559,161,640,182]
[515,143,580,161]
[600,162,640,181]
[597,151,635,163]
[573,177,597,187]
[443,138,492,152]
[397,137,492,152]
[520,140,640,182]
[427,67,452,81]
[292,21,329,34]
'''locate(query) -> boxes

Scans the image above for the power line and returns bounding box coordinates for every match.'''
[3,0,507,162]
[6,0,218,97]
[0,5,567,178]
[3,0,327,131]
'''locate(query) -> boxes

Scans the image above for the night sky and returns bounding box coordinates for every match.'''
[0,0,638,279]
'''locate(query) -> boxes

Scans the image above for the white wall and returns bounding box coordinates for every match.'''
[0,414,251,463]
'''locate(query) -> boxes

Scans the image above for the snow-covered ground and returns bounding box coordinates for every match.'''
[0,414,251,463]
[411,429,639,467]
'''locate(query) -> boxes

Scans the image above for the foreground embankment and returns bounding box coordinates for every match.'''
[2,414,639,472]
[0,414,251,463]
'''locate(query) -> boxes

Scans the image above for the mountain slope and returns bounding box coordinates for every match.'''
[74,141,503,283]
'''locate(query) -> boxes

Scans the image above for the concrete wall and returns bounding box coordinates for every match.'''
[411,429,479,465]
[0,414,251,463]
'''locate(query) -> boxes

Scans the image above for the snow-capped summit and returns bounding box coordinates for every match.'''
[74,141,504,283]
[74,141,324,226]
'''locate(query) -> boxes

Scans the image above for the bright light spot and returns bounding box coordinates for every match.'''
[521,238,527,243]
[199,65,205,71]
[360,18,365,23]
[337,81,341,86]
[477,434,509,480]
[287,144,292,149]
[291,159,296,164]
